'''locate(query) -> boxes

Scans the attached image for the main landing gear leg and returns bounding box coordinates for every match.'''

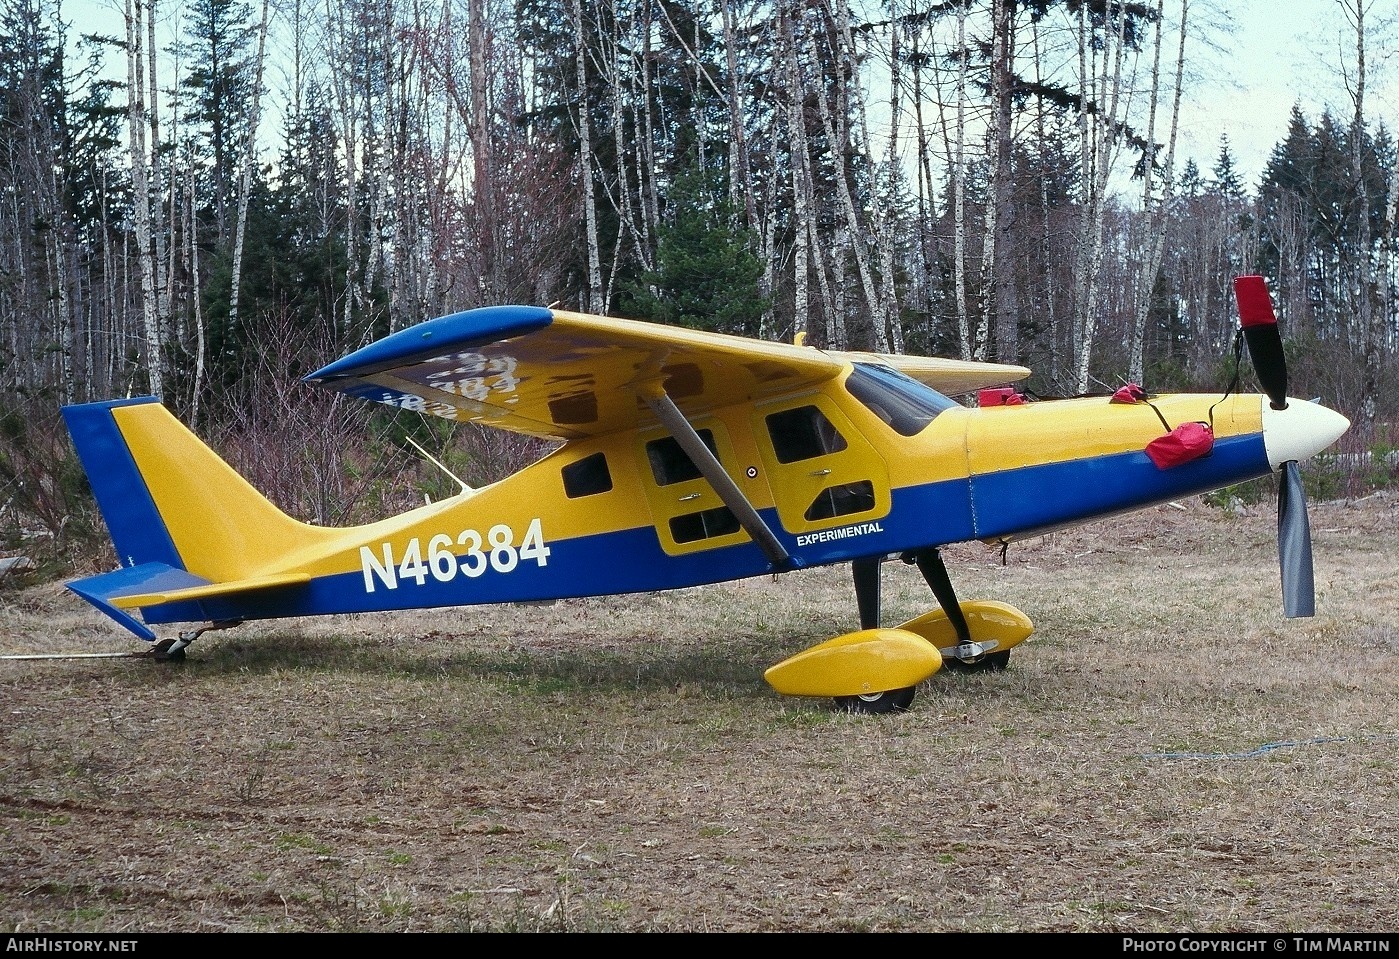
[909,549,1010,673]
[852,555,882,629]
[837,556,917,715]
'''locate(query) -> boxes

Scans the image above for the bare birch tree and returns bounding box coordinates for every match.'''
[226,0,270,340]
[1127,0,1189,386]
[571,0,602,312]
[806,0,888,351]
[780,4,812,345]
[1070,0,1132,394]
[124,0,162,395]
[1383,141,1398,360]
[1343,0,1379,435]
[979,0,1015,363]
[145,0,169,327]
[953,1,972,359]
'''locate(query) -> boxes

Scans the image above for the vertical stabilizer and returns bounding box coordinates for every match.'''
[64,398,185,572]
[63,397,326,583]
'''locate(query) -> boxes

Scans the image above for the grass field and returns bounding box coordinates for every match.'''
[2,491,1397,932]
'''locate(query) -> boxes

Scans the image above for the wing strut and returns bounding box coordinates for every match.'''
[643,390,791,569]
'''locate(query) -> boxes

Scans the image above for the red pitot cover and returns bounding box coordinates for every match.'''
[1145,422,1214,469]
[1111,384,1149,404]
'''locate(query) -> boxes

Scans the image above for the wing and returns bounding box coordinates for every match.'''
[304,306,1029,439]
[825,349,1030,396]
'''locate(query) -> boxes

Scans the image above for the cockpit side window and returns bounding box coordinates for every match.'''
[844,363,959,436]
[764,405,848,463]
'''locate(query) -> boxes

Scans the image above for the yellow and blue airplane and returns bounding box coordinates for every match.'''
[61,276,1349,712]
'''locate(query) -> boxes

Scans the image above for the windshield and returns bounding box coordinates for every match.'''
[844,363,960,436]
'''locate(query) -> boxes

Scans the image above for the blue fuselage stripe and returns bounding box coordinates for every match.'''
[969,433,1271,539]
[144,433,1273,625]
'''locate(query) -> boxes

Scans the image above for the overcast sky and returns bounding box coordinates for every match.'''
[64,0,1392,196]
[1174,0,1392,189]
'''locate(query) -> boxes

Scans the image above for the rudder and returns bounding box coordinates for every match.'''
[64,398,185,572]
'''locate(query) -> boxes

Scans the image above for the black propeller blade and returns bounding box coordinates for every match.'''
[1233,275,1315,618]
[1234,275,1289,410]
[1278,461,1315,618]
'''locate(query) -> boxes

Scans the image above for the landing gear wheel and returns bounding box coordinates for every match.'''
[942,650,1010,674]
[835,686,916,714]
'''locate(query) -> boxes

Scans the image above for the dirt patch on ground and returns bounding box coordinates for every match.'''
[2,493,1398,932]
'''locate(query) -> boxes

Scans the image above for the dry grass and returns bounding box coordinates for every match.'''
[2,492,1398,932]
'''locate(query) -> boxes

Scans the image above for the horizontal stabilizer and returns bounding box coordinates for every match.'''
[68,563,210,641]
[68,563,312,641]
[108,571,312,609]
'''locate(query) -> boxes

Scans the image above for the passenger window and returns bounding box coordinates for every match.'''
[804,480,876,521]
[765,406,847,464]
[669,506,741,544]
[646,430,719,486]
[561,452,612,498]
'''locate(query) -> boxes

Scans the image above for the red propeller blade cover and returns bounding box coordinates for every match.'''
[1234,275,1277,329]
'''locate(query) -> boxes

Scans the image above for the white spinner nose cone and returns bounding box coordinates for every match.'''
[1261,398,1350,470]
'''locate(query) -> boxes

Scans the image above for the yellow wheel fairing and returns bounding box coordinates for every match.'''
[895,601,1034,655]
[764,628,943,698]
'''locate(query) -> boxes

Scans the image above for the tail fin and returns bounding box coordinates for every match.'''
[63,397,330,638]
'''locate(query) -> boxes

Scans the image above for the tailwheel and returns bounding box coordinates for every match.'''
[149,637,186,662]
[942,649,1011,674]
[142,620,242,662]
[835,685,916,714]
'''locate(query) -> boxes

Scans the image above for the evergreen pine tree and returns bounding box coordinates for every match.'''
[619,158,767,337]
[1210,134,1245,199]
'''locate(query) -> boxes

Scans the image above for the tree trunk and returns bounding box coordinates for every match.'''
[808,0,886,351]
[720,0,757,230]
[1380,147,1397,375]
[1071,0,1128,395]
[572,0,602,312]
[986,0,1018,364]
[844,0,902,353]
[227,0,270,342]
[1347,0,1377,436]
[1129,0,1189,387]
[146,0,169,327]
[954,0,971,360]
[781,6,811,345]
[325,0,361,342]
[187,157,206,423]
[468,0,495,300]
[125,0,162,395]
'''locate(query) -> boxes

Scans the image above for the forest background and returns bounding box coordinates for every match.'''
[0,0,1396,581]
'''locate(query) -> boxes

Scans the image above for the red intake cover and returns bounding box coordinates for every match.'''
[1111,384,1148,404]
[1146,422,1215,469]
[979,387,1024,407]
